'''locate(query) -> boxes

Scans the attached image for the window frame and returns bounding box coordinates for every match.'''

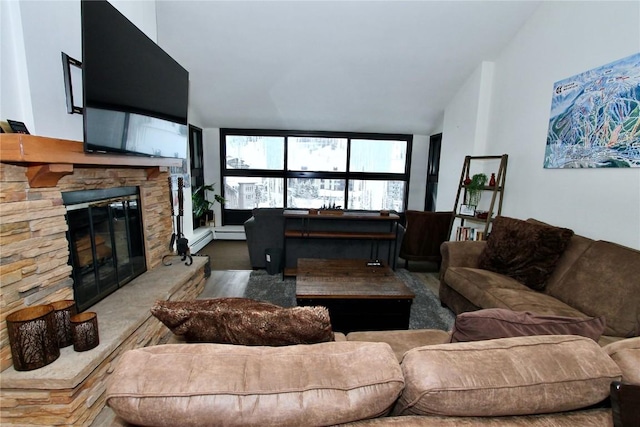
[220,128,413,225]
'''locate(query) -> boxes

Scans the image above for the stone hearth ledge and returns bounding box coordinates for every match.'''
[2,256,207,390]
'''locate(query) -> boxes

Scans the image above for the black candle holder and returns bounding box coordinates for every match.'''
[70,312,99,352]
[50,300,77,348]
[6,305,60,371]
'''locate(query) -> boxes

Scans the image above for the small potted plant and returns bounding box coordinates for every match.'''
[192,184,225,227]
[465,173,487,207]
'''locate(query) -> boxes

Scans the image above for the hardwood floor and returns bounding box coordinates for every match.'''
[198,269,439,300]
[198,270,252,299]
[195,240,440,300]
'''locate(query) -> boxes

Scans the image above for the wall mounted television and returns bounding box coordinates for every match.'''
[81,0,189,159]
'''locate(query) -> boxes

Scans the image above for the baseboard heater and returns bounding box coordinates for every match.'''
[190,229,214,253]
[213,226,246,241]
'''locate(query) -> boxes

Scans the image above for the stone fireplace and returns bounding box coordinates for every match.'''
[0,157,171,370]
[0,134,206,426]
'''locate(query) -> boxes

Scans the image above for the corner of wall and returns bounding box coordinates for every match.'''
[473,61,495,156]
[436,61,495,212]
[1,1,34,130]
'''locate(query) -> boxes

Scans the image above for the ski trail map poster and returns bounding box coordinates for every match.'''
[545,52,640,168]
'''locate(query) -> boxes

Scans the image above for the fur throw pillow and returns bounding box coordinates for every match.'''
[478,216,574,290]
[151,298,334,345]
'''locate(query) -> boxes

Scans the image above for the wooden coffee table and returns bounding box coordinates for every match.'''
[296,258,415,333]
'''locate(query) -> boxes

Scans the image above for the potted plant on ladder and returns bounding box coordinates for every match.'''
[465,173,488,209]
[192,183,225,228]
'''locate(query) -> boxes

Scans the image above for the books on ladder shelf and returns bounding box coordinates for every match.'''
[455,226,487,241]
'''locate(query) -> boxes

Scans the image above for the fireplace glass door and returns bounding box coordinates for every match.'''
[67,195,145,311]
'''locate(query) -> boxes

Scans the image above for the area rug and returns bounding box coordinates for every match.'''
[245,269,455,331]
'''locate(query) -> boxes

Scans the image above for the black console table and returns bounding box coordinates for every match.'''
[282,210,400,276]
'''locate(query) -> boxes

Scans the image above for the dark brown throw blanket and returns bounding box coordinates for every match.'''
[151,298,334,345]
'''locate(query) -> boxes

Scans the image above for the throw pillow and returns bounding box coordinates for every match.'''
[450,308,606,343]
[151,298,334,345]
[478,216,574,290]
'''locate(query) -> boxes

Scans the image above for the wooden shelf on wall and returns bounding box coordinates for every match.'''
[0,134,183,187]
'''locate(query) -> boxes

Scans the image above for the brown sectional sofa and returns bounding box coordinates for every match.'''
[106,335,639,426]
[439,218,640,345]
[106,216,640,426]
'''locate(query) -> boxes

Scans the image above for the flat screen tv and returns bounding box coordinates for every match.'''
[81,0,189,159]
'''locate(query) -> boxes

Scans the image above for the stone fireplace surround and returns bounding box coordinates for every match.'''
[0,135,206,425]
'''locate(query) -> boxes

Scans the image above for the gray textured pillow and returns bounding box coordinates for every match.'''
[151,298,334,345]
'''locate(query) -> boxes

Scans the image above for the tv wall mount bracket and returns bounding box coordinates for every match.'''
[62,52,83,115]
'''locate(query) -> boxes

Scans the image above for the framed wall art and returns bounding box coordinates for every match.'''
[545,52,640,168]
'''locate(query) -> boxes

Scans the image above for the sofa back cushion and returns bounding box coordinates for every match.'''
[604,337,640,385]
[525,219,595,291]
[547,241,640,338]
[478,216,574,291]
[394,335,621,417]
[252,207,286,217]
[107,342,404,427]
[249,208,286,240]
[450,308,606,343]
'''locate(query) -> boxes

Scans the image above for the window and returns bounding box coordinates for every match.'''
[220,129,412,225]
[189,125,204,189]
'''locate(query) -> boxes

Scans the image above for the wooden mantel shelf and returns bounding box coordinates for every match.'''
[0,134,182,187]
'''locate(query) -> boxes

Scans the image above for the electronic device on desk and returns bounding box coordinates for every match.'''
[1,120,30,134]
[7,120,30,134]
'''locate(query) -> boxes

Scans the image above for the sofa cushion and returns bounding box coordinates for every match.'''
[346,329,451,362]
[478,216,574,291]
[546,240,640,337]
[444,267,589,319]
[525,220,595,292]
[444,266,534,302]
[604,337,640,384]
[483,288,592,317]
[106,342,405,427]
[339,408,615,426]
[394,335,621,417]
[151,298,334,345]
[450,308,606,343]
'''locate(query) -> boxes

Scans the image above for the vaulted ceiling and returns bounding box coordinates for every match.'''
[156,1,540,135]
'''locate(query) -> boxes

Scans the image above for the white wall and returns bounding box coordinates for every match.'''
[1,1,206,240]
[1,1,34,129]
[441,1,640,249]
[406,134,429,210]
[1,0,157,139]
[202,128,224,228]
[109,0,157,42]
[438,61,495,212]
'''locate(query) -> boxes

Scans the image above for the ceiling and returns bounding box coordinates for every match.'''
[156,1,540,136]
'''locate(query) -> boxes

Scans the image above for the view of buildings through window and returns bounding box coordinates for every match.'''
[221,130,411,217]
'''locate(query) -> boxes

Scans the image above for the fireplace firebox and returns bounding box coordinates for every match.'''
[63,187,146,311]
